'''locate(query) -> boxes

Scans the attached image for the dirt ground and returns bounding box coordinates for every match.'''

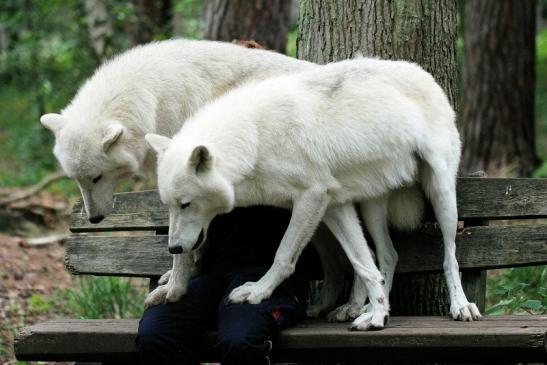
[0,189,75,365]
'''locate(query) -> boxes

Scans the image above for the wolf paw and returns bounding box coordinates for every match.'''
[158,270,172,285]
[166,282,187,303]
[350,309,389,331]
[144,280,187,309]
[144,285,168,309]
[306,304,324,318]
[451,302,482,321]
[326,303,367,322]
[227,282,271,304]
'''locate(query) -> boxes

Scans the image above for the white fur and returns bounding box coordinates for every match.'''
[148,57,481,330]
[41,39,313,221]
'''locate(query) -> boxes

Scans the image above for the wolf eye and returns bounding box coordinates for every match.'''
[92,175,102,184]
[180,202,191,210]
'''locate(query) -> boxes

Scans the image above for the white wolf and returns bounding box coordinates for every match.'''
[146,57,481,331]
[40,39,313,222]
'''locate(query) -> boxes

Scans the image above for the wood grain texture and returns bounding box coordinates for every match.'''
[15,316,547,363]
[461,0,539,177]
[66,224,547,276]
[70,178,547,232]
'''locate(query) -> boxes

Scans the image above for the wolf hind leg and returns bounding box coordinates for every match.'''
[361,196,398,298]
[421,157,481,321]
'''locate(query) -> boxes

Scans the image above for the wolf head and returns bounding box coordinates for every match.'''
[41,113,145,223]
[145,133,235,254]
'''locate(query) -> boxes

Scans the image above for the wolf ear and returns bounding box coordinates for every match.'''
[189,145,212,174]
[40,113,66,134]
[102,124,125,153]
[145,133,172,156]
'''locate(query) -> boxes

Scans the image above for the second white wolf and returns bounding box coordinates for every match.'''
[146,57,481,330]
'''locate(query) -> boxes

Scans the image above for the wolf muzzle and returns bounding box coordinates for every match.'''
[168,229,205,255]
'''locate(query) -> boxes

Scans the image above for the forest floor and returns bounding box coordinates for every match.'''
[0,189,74,365]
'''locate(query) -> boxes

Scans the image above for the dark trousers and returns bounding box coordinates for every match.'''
[136,267,308,365]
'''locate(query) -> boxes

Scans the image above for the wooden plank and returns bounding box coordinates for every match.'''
[456,177,547,220]
[14,316,547,363]
[69,178,547,232]
[66,224,547,276]
[461,269,486,312]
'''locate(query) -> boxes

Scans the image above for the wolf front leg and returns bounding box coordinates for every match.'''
[322,203,389,330]
[144,253,194,309]
[227,188,331,305]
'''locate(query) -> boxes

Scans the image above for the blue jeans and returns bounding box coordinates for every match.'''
[136,267,308,365]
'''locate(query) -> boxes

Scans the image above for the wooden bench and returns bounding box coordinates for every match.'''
[14,177,547,363]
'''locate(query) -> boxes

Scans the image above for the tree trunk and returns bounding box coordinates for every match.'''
[84,0,114,61]
[128,0,172,45]
[461,0,539,177]
[298,0,459,317]
[204,0,291,53]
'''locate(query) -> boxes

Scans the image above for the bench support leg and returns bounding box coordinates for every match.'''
[461,269,486,312]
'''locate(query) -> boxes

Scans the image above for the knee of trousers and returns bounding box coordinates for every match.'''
[216,331,272,365]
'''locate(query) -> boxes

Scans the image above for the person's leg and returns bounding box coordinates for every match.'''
[216,267,309,365]
[136,273,225,364]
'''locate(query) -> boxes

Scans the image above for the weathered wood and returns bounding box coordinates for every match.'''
[461,269,487,312]
[66,224,547,277]
[15,316,547,363]
[69,178,547,232]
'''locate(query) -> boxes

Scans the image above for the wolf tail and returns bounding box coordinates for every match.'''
[387,186,425,231]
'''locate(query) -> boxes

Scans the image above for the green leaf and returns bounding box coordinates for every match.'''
[520,299,543,310]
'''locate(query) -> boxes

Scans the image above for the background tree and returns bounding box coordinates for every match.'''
[128,0,173,44]
[204,0,291,53]
[298,0,469,317]
[84,0,115,60]
[461,0,540,177]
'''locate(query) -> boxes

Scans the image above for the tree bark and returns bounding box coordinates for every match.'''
[128,0,172,45]
[84,0,114,61]
[204,0,291,53]
[298,0,459,317]
[461,0,539,177]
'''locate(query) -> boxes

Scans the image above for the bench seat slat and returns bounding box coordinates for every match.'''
[69,178,547,232]
[66,224,547,276]
[14,316,547,363]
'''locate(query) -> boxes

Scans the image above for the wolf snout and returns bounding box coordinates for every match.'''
[89,215,105,224]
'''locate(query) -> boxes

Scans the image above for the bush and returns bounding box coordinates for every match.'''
[486,266,546,315]
[64,276,148,319]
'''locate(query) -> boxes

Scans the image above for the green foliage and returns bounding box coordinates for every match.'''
[28,293,53,314]
[0,0,94,189]
[486,266,546,315]
[63,276,147,319]
[287,25,297,58]
[173,0,205,39]
[534,28,547,177]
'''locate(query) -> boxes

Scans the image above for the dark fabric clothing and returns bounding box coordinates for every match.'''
[136,267,308,365]
[136,206,313,364]
[202,206,322,279]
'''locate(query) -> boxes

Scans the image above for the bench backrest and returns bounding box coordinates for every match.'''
[65,177,547,278]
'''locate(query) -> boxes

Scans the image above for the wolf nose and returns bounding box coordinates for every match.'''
[169,245,183,254]
[89,215,104,224]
